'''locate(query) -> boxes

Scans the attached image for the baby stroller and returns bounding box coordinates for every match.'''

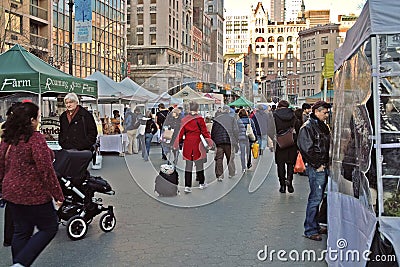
[53,149,116,241]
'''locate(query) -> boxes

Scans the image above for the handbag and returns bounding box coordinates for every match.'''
[195,117,212,152]
[246,123,256,141]
[294,152,306,173]
[275,127,295,149]
[163,129,174,140]
[137,124,146,136]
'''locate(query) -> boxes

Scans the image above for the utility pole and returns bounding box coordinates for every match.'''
[68,0,74,75]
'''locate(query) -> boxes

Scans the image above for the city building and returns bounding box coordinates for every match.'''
[224,15,250,54]
[337,14,358,44]
[0,0,52,61]
[269,0,302,22]
[304,10,330,28]
[0,0,126,81]
[298,23,340,102]
[248,2,306,103]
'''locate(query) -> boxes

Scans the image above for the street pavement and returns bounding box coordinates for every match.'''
[0,145,328,266]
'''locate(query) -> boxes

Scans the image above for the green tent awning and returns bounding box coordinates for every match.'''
[228,96,254,107]
[0,44,97,98]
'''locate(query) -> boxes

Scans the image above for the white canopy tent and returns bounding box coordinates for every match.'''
[119,77,159,99]
[331,1,400,266]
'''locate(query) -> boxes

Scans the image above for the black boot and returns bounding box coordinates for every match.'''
[279,180,286,193]
[286,180,294,193]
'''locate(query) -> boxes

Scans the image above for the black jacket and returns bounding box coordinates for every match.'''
[273,107,297,163]
[297,113,331,169]
[59,105,97,150]
[211,113,239,145]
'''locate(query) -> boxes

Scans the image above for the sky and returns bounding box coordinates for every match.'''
[224,0,365,22]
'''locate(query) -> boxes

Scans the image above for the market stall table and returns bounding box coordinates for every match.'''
[99,133,129,156]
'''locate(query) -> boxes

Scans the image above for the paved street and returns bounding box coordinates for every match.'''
[0,145,328,266]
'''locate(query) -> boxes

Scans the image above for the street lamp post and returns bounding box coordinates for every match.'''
[97,20,125,72]
[68,0,74,75]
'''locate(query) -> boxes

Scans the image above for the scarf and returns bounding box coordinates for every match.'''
[67,105,80,123]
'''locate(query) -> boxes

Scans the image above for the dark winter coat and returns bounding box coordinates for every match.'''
[297,113,331,169]
[173,113,211,161]
[211,112,239,146]
[273,107,297,164]
[141,118,158,135]
[162,114,181,148]
[59,105,97,151]
[237,116,256,142]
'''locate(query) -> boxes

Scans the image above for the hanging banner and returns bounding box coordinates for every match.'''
[235,62,242,82]
[74,0,92,43]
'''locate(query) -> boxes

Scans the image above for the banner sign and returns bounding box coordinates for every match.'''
[235,62,242,82]
[74,0,92,43]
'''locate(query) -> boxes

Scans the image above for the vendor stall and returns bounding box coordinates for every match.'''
[98,133,129,156]
[330,0,400,266]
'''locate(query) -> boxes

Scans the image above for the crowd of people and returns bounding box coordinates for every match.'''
[0,95,332,267]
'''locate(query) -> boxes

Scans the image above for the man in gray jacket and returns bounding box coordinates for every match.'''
[124,107,142,154]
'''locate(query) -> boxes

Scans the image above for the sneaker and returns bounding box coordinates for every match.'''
[184,187,192,193]
[228,172,236,178]
[247,163,252,169]
[199,183,208,189]
[242,169,246,173]
[304,234,322,241]
[217,177,223,182]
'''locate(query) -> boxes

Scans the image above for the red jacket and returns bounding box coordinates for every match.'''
[0,132,64,205]
[174,113,211,161]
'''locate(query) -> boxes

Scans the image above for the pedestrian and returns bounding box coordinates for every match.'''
[0,101,64,267]
[273,100,297,193]
[138,111,157,161]
[112,110,122,133]
[297,100,331,241]
[59,93,97,151]
[237,108,257,172]
[161,108,182,165]
[252,104,272,155]
[301,103,312,123]
[124,107,142,154]
[173,101,211,193]
[211,105,239,181]
[156,103,170,160]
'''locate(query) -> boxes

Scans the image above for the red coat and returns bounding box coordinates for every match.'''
[173,113,211,161]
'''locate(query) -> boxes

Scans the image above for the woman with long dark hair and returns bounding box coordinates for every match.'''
[0,102,64,267]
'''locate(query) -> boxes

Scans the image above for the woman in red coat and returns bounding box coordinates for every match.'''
[173,102,211,193]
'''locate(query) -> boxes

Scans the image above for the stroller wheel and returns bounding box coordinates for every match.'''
[66,215,88,241]
[99,213,116,232]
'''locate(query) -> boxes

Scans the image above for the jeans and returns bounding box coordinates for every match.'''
[139,133,153,161]
[304,167,328,236]
[185,160,205,187]
[239,140,250,170]
[8,201,59,266]
[257,134,268,151]
[214,144,235,178]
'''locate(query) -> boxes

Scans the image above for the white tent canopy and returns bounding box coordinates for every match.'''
[334,0,400,71]
[171,85,213,104]
[119,77,159,99]
[85,71,146,102]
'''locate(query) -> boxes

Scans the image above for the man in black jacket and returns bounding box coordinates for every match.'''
[297,100,331,241]
[211,105,239,181]
[59,93,97,151]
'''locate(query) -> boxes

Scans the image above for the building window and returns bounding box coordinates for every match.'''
[321,36,328,45]
[208,5,213,13]
[268,62,274,68]
[137,53,143,65]
[137,34,144,45]
[150,34,156,45]
[150,13,156,24]
[137,14,143,25]
[5,12,22,33]
[322,49,328,57]
[149,53,157,65]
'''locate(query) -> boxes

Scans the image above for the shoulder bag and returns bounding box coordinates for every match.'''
[275,127,295,149]
[246,122,256,141]
[194,118,212,152]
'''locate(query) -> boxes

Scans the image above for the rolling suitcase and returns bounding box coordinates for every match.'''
[155,164,179,197]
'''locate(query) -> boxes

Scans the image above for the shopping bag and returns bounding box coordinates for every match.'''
[137,124,146,136]
[252,142,259,159]
[163,129,174,140]
[294,152,305,173]
[246,123,256,141]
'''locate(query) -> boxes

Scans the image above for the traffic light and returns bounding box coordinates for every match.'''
[196,82,203,90]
